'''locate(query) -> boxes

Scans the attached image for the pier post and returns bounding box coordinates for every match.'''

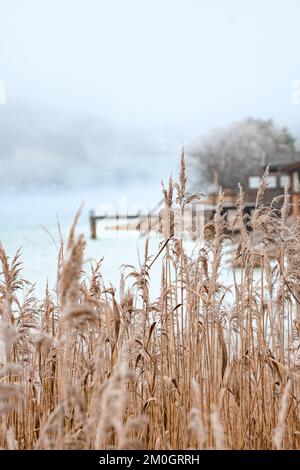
[90,211,97,239]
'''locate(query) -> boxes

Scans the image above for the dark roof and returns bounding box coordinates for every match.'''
[258,156,300,173]
[281,161,300,172]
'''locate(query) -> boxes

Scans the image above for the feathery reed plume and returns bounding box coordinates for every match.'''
[0,155,299,450]
[210,405,225,450]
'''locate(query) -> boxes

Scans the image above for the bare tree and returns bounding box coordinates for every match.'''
[190,118,297,190]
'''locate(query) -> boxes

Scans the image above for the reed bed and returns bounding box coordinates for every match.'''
[0,153,300,450]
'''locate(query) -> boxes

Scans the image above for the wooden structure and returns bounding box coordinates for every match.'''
[244,161,300,216]
[281,161,300,217]
[89,160,300,238]
[89,205,205,239]
[90,210,144,239]
[205,160,300,220]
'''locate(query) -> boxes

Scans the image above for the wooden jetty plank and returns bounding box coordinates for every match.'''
[89,210,149,239]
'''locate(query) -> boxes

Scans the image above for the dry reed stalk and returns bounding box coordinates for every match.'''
[0,153,299,449]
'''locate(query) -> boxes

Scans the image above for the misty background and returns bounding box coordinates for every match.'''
[1,0,300,294]
[1,0,300,191]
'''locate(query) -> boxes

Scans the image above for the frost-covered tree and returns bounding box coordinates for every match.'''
[190,118,297,190]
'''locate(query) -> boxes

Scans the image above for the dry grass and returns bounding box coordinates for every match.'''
[1,153,300,450]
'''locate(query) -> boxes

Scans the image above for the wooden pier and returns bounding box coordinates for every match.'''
[89,198,167,239]
[89,210,150,239]
[89,205,205,240]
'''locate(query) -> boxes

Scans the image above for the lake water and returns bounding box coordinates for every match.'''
[0,182,242,301]
[0,182,169,298]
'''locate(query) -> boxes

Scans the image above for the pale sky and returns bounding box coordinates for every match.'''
[0,0,300,187]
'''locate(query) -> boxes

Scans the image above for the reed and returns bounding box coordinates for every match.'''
[0,153,300,450]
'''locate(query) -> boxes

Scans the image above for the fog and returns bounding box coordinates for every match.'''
[0,104,177,188]
[1,0,300,188]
